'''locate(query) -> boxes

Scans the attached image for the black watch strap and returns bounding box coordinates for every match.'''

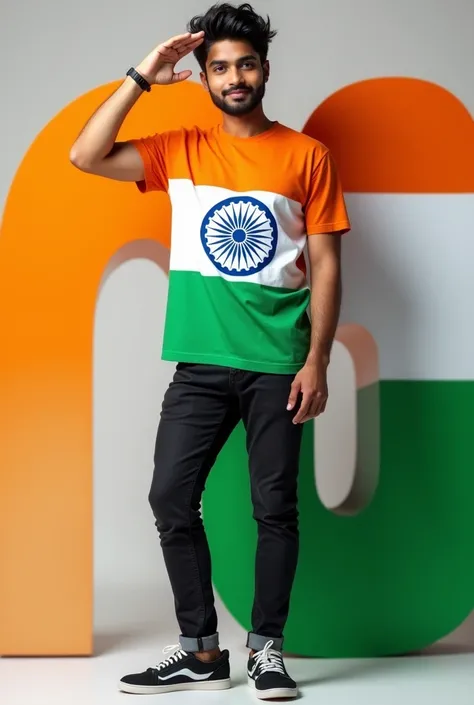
[126,67,151,92]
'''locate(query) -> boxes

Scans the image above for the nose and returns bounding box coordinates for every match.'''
[227,66,243,86]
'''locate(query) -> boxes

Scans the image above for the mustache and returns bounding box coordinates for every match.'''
[223,85,253,97]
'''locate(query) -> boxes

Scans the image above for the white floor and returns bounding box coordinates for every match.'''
[2,589,474,705]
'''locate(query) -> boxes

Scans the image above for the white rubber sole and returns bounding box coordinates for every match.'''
[119,678,231,695]
[248,675,298,700]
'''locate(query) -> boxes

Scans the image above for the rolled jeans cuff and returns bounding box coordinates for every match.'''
[179,632,219,652]
[246,632,284,652]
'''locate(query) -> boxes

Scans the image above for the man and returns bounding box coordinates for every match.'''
[70,2,350,699]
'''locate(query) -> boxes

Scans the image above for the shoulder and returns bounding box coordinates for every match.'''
[136,124,217,148]
[163,124,219,145]
[277,123,329,160]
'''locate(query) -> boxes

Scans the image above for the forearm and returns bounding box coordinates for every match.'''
[306,257,342,367]
[70,76,144,167]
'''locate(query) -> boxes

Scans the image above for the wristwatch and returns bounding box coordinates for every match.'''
[126,67,151,92]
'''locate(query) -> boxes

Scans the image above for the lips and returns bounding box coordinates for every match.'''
[227,89,250,97]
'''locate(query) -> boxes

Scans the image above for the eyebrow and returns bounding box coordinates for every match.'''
[208,54,258,67]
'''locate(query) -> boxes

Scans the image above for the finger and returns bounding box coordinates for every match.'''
[177,38,204,55]
[177,37,205,58]
[309,399,321,417]
[308,396,327,421]
[299,401,320,424]
[164,31,204,50]
[292,392,313,424]
[157,39,190,58]
[315,391,328,415]
[162,32,192,48]
[180,32,206,47]
[158,36,204,63]
[299,415,312,424]
[172,69,193,83]
[287,381,301,411]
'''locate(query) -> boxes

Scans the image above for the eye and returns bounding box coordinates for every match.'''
[213,65,226,73]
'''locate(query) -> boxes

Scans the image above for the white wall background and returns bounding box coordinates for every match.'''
[1,0,473,638]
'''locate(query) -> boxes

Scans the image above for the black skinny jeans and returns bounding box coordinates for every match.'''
[148,363,303,653]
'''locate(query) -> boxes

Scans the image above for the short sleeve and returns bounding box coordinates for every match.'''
[304,149,351,235]
[130,133,168,193]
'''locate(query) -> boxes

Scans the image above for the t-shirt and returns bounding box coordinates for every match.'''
[131,121,350,374]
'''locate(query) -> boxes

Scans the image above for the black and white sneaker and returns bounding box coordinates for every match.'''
[247,640,298,700]
[119,643,231,695]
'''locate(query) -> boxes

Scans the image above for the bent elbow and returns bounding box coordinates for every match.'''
[69,146,93,172]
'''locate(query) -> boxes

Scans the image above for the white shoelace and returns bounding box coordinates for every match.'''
[154,644,187,671]
[253,640,285,675]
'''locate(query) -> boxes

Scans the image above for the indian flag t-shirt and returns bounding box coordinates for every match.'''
[132,121,351,374]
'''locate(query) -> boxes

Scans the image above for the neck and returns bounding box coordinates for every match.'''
[221,106,274,138]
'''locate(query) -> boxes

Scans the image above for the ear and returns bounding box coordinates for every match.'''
[263,60,270,83]
[200,71,209,92]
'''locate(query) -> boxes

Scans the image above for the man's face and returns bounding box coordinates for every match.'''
[201,39,269,116]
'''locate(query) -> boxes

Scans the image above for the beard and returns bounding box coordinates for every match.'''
[208,80,266,116]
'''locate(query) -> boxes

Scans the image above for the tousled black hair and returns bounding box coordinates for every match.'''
[188,3,277,71]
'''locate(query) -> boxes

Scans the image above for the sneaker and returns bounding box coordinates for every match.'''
[119,643,231,695]
[247,640,298,700]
